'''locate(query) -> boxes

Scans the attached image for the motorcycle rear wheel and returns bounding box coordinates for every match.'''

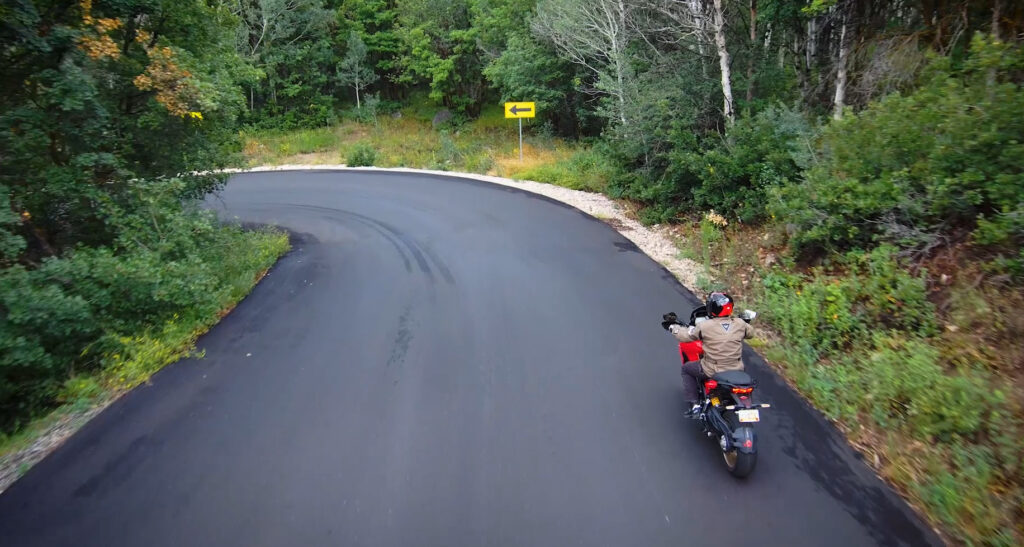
[722,417,757,478]
[723,449,756,478]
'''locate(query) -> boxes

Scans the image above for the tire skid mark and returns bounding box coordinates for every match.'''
[283,203,414,274]
[286,203,455,285]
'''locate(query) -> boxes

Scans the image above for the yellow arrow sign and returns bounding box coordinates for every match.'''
[504,102,536,119]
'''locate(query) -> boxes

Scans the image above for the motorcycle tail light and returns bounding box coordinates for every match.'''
[731,387,754,394]
[703,380,718,393]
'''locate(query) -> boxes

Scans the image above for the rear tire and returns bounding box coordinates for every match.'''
[723,449,757,478]
[723,417,757,478]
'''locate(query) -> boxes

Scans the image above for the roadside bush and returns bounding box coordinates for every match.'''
[0,181,289,432]
[514,148,617,192]
[346,142,377,167]
[763,246,935,362]
[852,336,991,437]
[773,35,1024,262]
[973,206,1024,278]
[611,106,812,224]
[668,106,813,223]
[759,246,1021,543]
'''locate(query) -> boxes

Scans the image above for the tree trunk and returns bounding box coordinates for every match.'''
[746,0,757,103]
[688,0,709,78]
[355,74,361,109]
[711,0,735,125]
[992,0,1002,41]
[833,8,851,120]
[614,0,629,128]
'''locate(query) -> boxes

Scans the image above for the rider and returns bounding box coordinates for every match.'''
[665,292,754,416]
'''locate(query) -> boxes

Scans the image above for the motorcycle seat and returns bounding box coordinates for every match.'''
[712,370,754,386]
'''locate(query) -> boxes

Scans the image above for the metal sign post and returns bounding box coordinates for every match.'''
[518,118,523,162]
[504,102,536,162]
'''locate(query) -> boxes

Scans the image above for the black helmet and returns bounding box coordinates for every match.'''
[707,292,734,318]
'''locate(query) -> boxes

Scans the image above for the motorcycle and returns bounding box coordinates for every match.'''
[665,306,770,478]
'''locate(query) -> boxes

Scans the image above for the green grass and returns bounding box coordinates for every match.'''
[0,228,289,471]
[239,106,610,192]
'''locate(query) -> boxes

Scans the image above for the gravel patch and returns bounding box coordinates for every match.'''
[227,165,703,290]
[0,404,107,492]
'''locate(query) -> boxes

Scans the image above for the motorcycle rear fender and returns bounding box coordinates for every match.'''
[729,392,754,408]
[732,427,757,455]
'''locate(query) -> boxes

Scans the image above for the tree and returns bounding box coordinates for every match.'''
[229,0,333,119]
[337,30,379,108]
[710,0,735,124]
[395,0,488,116]
[337,0,404,99]
[0,0,255,428]
[532,0,638,129]
[746,0,757,103]
[483,32,590,136]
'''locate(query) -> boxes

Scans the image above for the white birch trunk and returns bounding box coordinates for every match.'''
[711,0,735,124]
[832,11,850,120]
[746,0,757,103]
[687,0,709,78]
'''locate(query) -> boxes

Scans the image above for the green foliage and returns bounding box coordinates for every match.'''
[763,246,936,362]
[774,35,1024,261]
[758,242,1022,543]
[512,147,616,192]
[234,0,335,127]
[60,376,104,409]
[0,205,288,430]
[1,0,247,253]
[974,207,1024,278]
[613,106,814,224]
[808,335,992,438]
[337,30,379,108]
[396,0,488,116]
[346,141,378,166]
[483,32,588,136]
[338,0,403,87]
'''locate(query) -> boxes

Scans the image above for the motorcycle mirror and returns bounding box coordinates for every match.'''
[741,310,757,323]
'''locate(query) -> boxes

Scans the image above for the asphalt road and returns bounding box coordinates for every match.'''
[0,171,941,546]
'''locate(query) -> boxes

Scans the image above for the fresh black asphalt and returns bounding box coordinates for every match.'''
[0,171,942,546]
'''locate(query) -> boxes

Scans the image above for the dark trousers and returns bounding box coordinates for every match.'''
[681,360,704,404]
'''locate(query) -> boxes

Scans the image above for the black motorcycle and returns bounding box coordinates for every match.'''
[666,306,770,478]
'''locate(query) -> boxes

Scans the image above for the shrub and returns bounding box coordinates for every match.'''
[0,183,289,432]
[346,142,377,167]
[515,148,617,192]
[773,35,1024,261]
[610,106,813,224]
[762,246,935,362]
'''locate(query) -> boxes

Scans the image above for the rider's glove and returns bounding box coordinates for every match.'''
[668,324,689,336]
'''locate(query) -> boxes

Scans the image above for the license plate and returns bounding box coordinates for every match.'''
[710,397,720,406]
[737,409,760,423]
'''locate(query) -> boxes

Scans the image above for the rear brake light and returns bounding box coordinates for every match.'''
[703,380,718,393]
[731,387,753,394]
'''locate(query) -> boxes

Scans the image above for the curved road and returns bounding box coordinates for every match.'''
[0,171,940,546]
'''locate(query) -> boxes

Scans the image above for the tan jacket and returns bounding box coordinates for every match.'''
[670,316,754,376]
